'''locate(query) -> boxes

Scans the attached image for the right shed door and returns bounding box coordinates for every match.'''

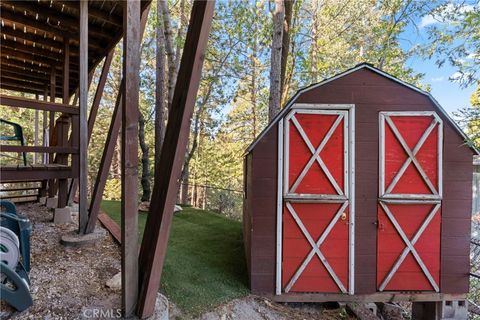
[377,112,443,292]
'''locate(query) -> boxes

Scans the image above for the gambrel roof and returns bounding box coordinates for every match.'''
[246,63,479,155]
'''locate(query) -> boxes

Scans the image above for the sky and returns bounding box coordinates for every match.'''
[401,3,477,116]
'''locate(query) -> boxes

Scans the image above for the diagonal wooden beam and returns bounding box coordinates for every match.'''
[137,1,215,317]
[67,50,114,205]
[84,81,123,234]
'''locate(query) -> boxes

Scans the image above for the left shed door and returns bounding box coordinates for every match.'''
[278,107,354,294]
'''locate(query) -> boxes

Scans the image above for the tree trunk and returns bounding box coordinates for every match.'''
[180,162,189,205]
[174,0,187,77]
[280,0,294,100]
[155,0,167,180]
[250,27,258,140]
[268,0,285,122]
[158,0,179,110]
[139,112,151,202]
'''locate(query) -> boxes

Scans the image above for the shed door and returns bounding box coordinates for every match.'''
[279,107,354,294]
[377,112,443,292]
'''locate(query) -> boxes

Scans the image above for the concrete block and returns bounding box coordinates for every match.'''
[38,196,47,205]
[46,197,58,209]
[412,301,468,320]
[54,207,72,224]
[60,228,106,247]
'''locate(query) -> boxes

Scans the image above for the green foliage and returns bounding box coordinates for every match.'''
[422,1,480,87]
[454,83,480,149]
[100,201,248,316]
[103,178,122,201]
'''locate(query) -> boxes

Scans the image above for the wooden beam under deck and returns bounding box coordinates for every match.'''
[83,4,149,237]
[2,1,117,41]
[0,95,78,114]
[0,164,74,182]
[77,0,89,235]
[0,145,77,154]
[68,50,114,207]
[121,0,141,316]
[137,1,215,317]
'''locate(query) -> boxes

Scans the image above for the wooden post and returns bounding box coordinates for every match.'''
[137,1,215,317]
[122,0,141,316]
[39,87,49,198]
[78,0,88,233]
[34,95,39,164]
[84,6,150,234]
[84,84,123,234]
[68,51,114,205]
[48,67,56,198]
[58,39,70,208]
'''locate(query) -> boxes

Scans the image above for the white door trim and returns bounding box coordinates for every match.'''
[379,111,443,199]
[276,103,355,295]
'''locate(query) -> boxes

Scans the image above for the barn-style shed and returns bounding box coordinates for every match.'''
[243,64,478,308]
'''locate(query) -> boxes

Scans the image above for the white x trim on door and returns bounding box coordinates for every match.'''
[378,201,441,292]
[284,109,348,199]
[276,105,355,296]
[284,201,349,293]
[379,112,443,199]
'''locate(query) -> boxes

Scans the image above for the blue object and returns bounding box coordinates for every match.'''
[0,119,27,166]
[0,262,33,312]
[0,201,31,272]
[0,200,17,215]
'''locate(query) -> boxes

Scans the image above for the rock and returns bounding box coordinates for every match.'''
[105,272,121,290]
[174,205,182,212]
[147,293,169,320]
[139,201,150,212]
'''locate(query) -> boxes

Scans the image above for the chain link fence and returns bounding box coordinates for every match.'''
[470,215,480,318]
[471,239,480,318]
[181,183,244,220]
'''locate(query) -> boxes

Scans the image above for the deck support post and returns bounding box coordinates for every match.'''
[34,95,39,165]
[68,51,114,207]
[78,0,88,233]
[57,39,70,210]
[39,87,49,200]
[84,6,149,235]
[136,1,215,317]
[121,0,141,317]
[47,67,56,199]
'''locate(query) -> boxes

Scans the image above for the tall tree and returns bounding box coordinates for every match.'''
[139,112,151,201]
[158,0,180,110]
[155,0,167,179]
[281,0,295,96]
[268,0,285,121]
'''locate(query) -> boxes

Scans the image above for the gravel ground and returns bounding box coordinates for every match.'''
[1,202,353,320]
[2,202,122,320]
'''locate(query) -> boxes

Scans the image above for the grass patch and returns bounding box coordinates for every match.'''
[100,200,249,316]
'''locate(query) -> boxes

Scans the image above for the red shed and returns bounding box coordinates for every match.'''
[243,64,478,309]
